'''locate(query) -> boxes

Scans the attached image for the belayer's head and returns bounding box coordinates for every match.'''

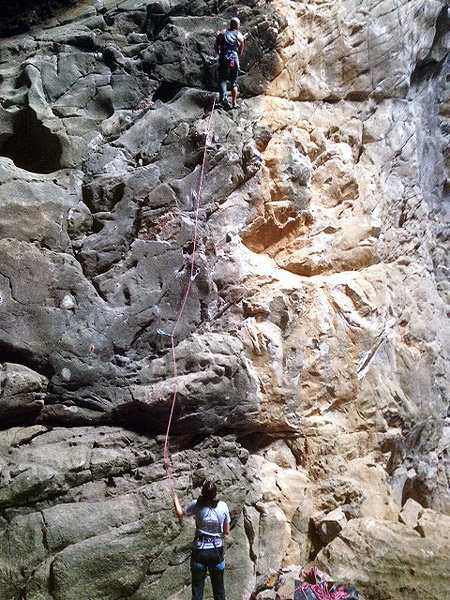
[200,480,218,506]
[229,17,240,30]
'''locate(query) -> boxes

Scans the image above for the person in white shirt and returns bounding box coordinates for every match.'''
[173,480,231,600]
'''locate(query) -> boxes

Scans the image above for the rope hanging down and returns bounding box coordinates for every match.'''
[163,98,216,485]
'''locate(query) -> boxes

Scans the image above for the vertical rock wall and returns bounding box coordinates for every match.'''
[0,1,449,598]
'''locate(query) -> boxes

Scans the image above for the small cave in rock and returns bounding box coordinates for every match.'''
[410,6,450,87]
[153,81,184,103]
[111,398,180,436]
[401,476,431,509]
[0,339,55,379]
[0,0,78,37]
[0,107,62,174]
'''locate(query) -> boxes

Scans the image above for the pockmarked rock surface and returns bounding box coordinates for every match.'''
[0,0,449,599]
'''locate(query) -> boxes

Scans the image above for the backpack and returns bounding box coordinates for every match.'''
[217,30,239,69]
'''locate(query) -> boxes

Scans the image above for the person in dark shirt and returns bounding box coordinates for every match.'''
[214,17,245,109]
[173,480,231,600]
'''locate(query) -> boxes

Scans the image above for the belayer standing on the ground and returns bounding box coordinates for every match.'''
[215,17,245,109]
[173,480,231,600]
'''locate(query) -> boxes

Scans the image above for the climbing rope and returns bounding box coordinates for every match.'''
[295,568,352,600]
[163,98,217,486]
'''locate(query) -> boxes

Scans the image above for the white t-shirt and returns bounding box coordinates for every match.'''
[185,499,230,549]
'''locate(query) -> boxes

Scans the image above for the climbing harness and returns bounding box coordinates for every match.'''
[194,506,223,545]
[162,98,217,486]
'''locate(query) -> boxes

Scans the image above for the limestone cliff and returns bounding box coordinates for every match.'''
[0,1,449,599]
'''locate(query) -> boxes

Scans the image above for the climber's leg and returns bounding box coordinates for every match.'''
[219,79,229,106]
[229,66,239,108]
[218,61,230,108]
[230,85,238,108]
[191,552,207,600]
[209,560,225,600]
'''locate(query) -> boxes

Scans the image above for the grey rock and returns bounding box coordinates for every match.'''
[0,159,90,251]
[0,364,47,426]
[118,332,264,435]
[0,426,257,599]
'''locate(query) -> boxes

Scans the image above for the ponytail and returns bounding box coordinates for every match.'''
[198,480,218,508]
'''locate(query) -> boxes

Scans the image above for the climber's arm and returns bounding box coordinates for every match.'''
[173,494,197,520]
[214,31,223,56]
[223,519,230,535]
[239,35,245,57]
[172,493,184,519]
[223,503,231,536]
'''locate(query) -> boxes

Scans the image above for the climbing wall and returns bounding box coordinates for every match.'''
[0,1,449,599]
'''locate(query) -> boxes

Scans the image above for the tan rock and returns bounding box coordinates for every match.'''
[263,440,297,470]
[399,498,423,529]
[265,0,445,101]
[317,517,450,600]
[417,509,450,544]
[276,565,301,599]
[256,502,291,577]
[346,459,399,521]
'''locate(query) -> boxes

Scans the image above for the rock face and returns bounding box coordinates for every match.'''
[0,0,449,599]
[317,513,450,600]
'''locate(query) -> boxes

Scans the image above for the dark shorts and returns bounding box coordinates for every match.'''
[219,59,239,88]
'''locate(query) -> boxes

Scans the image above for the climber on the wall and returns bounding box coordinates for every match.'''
[172,480,231,600]
[215,17,245,110]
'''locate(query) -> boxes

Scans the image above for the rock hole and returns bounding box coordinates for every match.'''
[0,339,55,378]
[106,474,117,487]
[351,38,365,49]
[345,90,369,101]
[123,285,131,306]
[146,11,169,41]
[401,477,430,508]
[0,0,78,37]
[152,81,184,103]
[410,5,449,86]
[133,469,143,480]
[323,95,341,104]
[92,216,105,234]
[0,107,62,174]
